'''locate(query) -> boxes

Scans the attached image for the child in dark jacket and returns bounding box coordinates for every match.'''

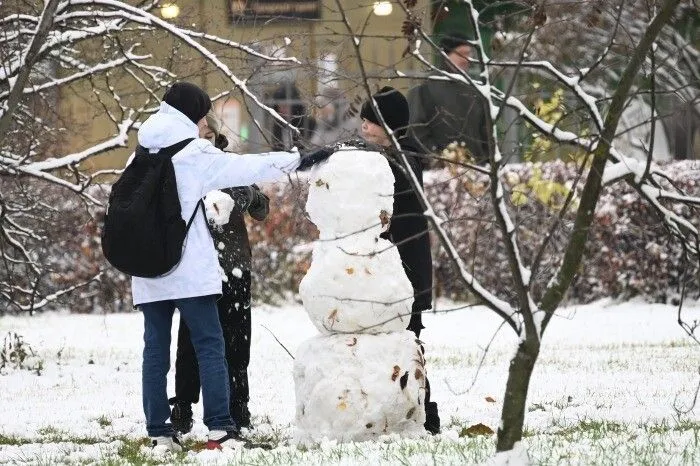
[169,112,269,433]
[359,86,440,435]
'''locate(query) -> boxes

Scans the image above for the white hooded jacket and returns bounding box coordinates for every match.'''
[130,102,300,305]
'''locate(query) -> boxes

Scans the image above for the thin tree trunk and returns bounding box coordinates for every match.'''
[0,0,61,147]
[497,337,540,452]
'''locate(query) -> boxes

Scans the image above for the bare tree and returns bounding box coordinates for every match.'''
[329,0,699,454]
[1,0,698,457]
[0,0,299,313]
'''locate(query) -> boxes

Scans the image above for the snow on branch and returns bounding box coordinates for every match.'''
[0,52,148,101]
[26,113,134,172]
[3,272,103,313]
[462,0,537,333]
[64,0,298,131]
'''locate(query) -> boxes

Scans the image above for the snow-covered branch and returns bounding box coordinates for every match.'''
[462,0,537,336]
[0,51,148,101]
[0,0,61,140]
[64,0,297,131]
[3,272,103,313]
[334,0,520,333]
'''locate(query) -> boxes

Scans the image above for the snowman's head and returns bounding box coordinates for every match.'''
[305,150,395,237]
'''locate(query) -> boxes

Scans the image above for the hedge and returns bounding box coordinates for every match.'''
[38,160,700,313]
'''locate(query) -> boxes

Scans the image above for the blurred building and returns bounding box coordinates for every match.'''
[60,0,437,169]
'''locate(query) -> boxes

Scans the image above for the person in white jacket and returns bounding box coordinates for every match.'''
[132,82,331,451]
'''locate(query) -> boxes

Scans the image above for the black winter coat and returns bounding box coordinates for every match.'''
[380,137,433,333]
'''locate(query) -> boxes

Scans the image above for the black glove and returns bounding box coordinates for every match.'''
[214,134,229,150]
[333,138,367,151]
[297,147,334,171]
[406,311,425,338]
[247,185,270,221]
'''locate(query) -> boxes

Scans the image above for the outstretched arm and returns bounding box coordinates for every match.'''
[198,142,300,195]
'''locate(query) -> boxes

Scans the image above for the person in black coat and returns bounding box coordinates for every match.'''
[359,86,440,434]
[407,32,491,167]
[169,112,270,434]
[270,82,316,150]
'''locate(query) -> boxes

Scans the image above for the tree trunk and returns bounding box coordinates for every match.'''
[0,0,61,146]
[497,337,540,452]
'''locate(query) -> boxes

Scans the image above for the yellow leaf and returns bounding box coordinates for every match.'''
[511,187,529,206]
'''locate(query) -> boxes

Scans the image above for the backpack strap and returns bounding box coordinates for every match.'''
[134,138,195,157]
[185,199,205,234]
[157,138,196,157]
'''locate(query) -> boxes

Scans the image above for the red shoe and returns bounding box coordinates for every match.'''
[206,430,242,450]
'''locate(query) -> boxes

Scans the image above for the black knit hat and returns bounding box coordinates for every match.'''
[163,82,212,124]
[360,86,409,135]
[440,32,471,54]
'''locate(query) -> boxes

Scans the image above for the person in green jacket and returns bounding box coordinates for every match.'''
[407,32,492,167]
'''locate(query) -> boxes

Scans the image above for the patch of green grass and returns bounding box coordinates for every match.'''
[96,415,112,428]
[645,419,700,434]
[0,433,24,446]
[549,420,627,441]
[244,426,289,449]
[5,418,700,465]
[35,425,102,445]
[113,437,159,465]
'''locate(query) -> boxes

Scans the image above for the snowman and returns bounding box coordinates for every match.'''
[293,147,428,443]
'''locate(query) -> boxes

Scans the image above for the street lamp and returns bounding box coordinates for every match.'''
[373,1,393,16]
[160,3,180,19]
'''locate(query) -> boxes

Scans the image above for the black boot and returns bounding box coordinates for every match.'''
[424,401,441,435]
[424,378,441,434]
[231,403,252,429]
[169,397,193,434]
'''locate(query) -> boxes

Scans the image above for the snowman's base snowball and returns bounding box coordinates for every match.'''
[293,331,427,443]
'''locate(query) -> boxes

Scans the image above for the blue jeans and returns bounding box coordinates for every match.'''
[139,295,236,437]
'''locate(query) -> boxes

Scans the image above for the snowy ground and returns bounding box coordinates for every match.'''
[1,299,699,465]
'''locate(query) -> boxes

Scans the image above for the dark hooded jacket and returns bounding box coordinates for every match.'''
[380,136,433,333]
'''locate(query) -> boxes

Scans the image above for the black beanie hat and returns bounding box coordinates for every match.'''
[440,32,471,54]
[163,82,212,124]
[360,86,409,135]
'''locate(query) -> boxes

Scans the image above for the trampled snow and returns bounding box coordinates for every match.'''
[0,300,699,464]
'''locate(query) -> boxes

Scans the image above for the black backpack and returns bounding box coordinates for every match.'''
[101,139,203,278]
